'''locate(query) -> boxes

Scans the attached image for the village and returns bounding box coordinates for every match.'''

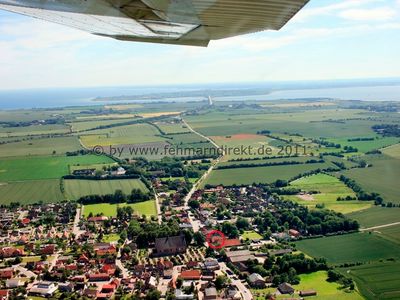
[0,179,352,300]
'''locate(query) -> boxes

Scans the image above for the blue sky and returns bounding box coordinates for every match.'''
[0,0,400,89]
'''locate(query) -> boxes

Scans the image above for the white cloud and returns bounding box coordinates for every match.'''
[339,7,397,21]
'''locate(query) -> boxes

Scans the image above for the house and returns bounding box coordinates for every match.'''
[0,290,8,300]
[88,273,110,282]
[0,269,13,280]
[289,229,300,238]
[153,235,187,257]
[226,250,255,264]
[58,282,74,293]
[6,278,23,288]
[175,288,194,300]
[225,285,241,300]
[224,239,241,248]
[248,273,266,288]
[41,244,56,255]
[180,270,201,280]
[0,247,23,258]
[202,258,219,271]
[29,281,58,297]
[278,282,294,295]
[88,216,108,222]
[300,290,317,297]
[204,287,218,300]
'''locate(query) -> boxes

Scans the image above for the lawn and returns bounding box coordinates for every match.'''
[64,179,149,200]
[296,232,400,265]
[287,173,371,214]
[83,201,157,218]
[251,271,362,300]
[347,207,400,228]
[241,230,263,240]
[204,162,333,186]
[0,136,83,157]
[340,261,400,300]
[342,154,400,204]
[0,154,115,181]
[103,233,120,243]
[0,179,64,204]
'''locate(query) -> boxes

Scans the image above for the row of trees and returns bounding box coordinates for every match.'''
[78,189,151,205]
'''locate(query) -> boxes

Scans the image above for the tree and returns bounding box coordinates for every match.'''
[193,232,205,246]
[215,275,228,290]
[236,217,250,230]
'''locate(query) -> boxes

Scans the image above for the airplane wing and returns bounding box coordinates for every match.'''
[0,0,309,46]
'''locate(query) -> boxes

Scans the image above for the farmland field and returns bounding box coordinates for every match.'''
[342,154,400,204]
[327,136,399,153]
[347,207,400,228]
[296,232,400,265]
[218,156,312,167]
[0,124,70,137]
[377,224,400,245]
[64,178,149,200]
[79,123,166,147]
[0,155,115,181]
[83,201,156,218]
[382,143,400,158]
[287,173,372,214]
[204,161,333,186]
[0,136,83,157]
[155,122,190,134]
[340,261,400,300]
[69,119,134,132]
[0,179,64,204]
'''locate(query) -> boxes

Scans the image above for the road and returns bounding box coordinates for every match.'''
[219,262,253,300]
[72,206,85,240]
[181,117,225,233]
[152,186,162,224]
[360,221,400,231]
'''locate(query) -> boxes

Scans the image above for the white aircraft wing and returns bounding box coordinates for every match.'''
[0,0,309,46]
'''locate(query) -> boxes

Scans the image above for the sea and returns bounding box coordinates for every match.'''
[0,83,399,110]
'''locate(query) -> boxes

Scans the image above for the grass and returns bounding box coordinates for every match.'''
[0,136,83,157]
[0,155,115,181]
[204,162,333,186]
[377,224,400,245]
[0,179,64,204]
[79,123,166,147]
[83,201,157,218]
[69,119,134,132]
[241,230,262,240]
[0,124,70,137]
[287,173,371,214]
[103,233,120,243]
[328,136,399,153]
[156,122,190,134]
[64,179,149,200]
[342,154,400,204]
[382,143,400,159]
[251,271,362,300]
[295,232,400,265]
[347,207,400,228]
[340,261,400,300]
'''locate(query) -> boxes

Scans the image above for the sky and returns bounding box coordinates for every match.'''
[0,0,400,90]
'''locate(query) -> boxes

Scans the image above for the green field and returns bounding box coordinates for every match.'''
[342,154,400,204]
[328,136,399,153]
[340,261,400,300]
[0,136,83,157]
[0,124,70,137]
[287,173,371,214]
[377,224,400,245]
[347,207,400,228]
[80,123,166,147]
[156,122,190,134]
[0,155,115,181]
[241,230,263,240]
[0,179,64,204]
[83,201,156,218]
[64,179,148,200]
[382,143,400,159]
[185,109,379,138]
[69,119,134,132]
[251,271,363,300]
[296,232,400,265]
[204,162,333,186]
